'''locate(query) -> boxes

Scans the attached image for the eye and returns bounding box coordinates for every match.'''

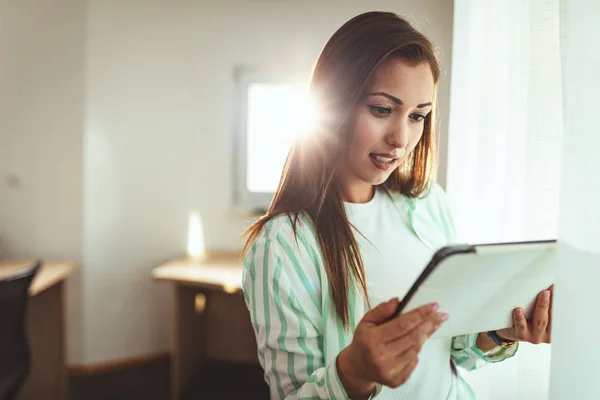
[410,113,427,123]
[368,105,392,118]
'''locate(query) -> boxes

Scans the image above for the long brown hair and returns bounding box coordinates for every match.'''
[243,11,440,328]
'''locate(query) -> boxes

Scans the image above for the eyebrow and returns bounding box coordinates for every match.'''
[366,92,432,109]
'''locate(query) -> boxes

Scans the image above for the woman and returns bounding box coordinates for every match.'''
[242,11,552,400]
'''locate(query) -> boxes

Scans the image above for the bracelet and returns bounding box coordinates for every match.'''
[368,384,382,399]
[487,330,519,347]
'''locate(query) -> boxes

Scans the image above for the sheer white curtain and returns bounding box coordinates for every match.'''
[550,0,600,398]
[446,0,561,399]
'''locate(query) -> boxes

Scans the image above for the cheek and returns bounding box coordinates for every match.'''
[349,112,386,153]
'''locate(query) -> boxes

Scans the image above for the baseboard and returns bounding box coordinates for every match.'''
[68,351,171,376]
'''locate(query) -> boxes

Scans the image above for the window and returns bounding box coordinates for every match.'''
[233,69,316,212]
[447,1,561,399]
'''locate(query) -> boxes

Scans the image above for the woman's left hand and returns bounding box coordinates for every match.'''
[496,285,553,344]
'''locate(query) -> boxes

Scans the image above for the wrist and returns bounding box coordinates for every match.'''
[494,329,518,343]
[476,331,499,352]
[489,329,519,347]
[337,347,376,399]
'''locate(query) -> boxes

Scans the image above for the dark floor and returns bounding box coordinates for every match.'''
[69,360,269,400]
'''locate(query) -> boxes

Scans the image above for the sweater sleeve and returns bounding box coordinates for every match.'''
[242,223,352,399]
[431,183,520,370]
[451,333,519,371]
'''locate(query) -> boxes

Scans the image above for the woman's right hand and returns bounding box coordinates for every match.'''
[336,297,448,399]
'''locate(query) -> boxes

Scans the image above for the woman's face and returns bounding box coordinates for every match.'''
[338,58,435,203]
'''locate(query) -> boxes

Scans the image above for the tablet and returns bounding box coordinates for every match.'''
[388,240,556,338]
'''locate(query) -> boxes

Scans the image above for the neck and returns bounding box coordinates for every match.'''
[339,183,375,204]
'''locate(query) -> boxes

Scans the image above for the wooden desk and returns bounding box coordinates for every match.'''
[0,261,76,400]
[153,254,258,400]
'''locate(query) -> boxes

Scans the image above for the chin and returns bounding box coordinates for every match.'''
[352,161,398,186]
[365,172,393,186]
[373,176,390,186]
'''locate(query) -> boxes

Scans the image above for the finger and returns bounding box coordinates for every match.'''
[548,285,554,334]
[387,348,420,388]
[513,307,528,339]
[378,303,441,340]
[532,290,551,340]
[362,297,401,325]
[393,357,419,388]
[378,346,419,388]
[385,318,439,356]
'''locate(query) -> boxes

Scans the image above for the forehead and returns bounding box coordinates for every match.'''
[366,58,435,101]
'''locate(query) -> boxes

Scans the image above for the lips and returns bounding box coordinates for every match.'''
[369,153,397,171]
[370,154,396,163]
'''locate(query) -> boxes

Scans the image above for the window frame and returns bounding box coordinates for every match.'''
[232,67,303,213]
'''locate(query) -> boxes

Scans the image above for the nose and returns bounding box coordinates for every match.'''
[384,118,409,149]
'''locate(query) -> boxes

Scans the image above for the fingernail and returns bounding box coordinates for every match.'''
[516,308,524,316]
[389,297,398,304]
[542,291,551,301]
[440,313,449,322]
[430,303,440,312]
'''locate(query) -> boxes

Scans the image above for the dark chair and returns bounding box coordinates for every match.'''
[0,261,41,400]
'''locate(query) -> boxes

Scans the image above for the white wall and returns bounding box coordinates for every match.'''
[1,0,453,365]
[550,0,600,397]
[83,0,454,363]
[0,0,86,363]
[83,0,454,364]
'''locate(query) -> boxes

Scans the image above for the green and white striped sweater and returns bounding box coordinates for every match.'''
[242,183,518,399]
